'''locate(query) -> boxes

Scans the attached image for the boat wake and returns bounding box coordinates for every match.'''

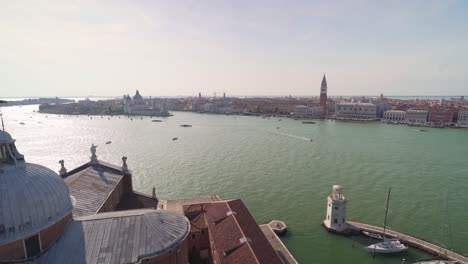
[272,131,312,142]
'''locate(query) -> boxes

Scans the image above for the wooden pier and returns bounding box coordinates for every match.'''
[347,221,468,264]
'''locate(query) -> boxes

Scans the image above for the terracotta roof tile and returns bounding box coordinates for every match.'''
[183,199,282,264]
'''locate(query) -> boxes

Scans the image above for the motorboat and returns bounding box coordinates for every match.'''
[362,231,382,240]
[180,124,192,127]
[366,238,408,253]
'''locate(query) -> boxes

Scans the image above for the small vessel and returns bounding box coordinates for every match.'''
[180,124,192,127]
[106,141,112,144]
[366,188,408,254]
[172,137,178,141]
[19,122,25,125]
[152,120,162,122]
[366,238,408,254]
[419,129,428,132]
[362,231,383,240]
[302,121,316,124]
[276,127,280,129]
[268,220,287,236]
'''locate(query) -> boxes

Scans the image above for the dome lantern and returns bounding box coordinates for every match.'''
[0,130,25,168]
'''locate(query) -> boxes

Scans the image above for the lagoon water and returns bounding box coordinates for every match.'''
[2,105,468,263]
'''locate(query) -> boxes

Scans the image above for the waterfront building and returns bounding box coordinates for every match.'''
[203,102,219,113]
[320,74,328,116]
[428,109,454,125]
[383,110,406,121]
[335,102,377,120]
[293,105,323,118]
[376,102,392,118]
[458,109,468,126]
[323,185,348,233]
[405,109,429,124]
[124,90,170,116]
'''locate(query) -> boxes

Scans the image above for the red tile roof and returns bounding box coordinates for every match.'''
[183,199,282,264]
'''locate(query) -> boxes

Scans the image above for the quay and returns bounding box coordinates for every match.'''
[259,224,298,264]
[347,221,468,264]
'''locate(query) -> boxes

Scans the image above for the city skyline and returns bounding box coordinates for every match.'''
[2,0,468,97]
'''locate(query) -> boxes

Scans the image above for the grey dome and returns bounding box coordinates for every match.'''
[0,130,13,144]
[0,163,73,244]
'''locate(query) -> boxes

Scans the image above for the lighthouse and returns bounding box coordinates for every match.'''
[323,185,348,233]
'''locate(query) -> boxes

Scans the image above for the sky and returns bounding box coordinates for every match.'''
[1,0,468,97]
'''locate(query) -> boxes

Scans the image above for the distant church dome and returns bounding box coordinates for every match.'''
[133,89,143,101]
[0,130,73,246]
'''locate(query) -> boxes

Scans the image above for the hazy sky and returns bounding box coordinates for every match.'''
[1,0,468,97]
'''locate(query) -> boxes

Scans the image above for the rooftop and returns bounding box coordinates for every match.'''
[184,199,283,264]
[25,209,190,264]
[63,160,127,217]
[0,163,73,245]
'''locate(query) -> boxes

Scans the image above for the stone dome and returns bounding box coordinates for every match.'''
[0,130,13,144]
[0,158,73,245]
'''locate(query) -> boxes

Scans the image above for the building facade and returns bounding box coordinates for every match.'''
[428,110,454,124]
[383,110,406,121]
[458,110,468,126]
[405,109,429,124]
[293,105,324,118]
[335,102,377,120]
[124,90,170,116]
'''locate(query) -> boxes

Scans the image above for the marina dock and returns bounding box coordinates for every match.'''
[347,221,468,264]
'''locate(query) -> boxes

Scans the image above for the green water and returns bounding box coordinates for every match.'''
[3,105,468,263]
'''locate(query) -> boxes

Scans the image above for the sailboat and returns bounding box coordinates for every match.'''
[413,198,450,264]
[366,187,408,254]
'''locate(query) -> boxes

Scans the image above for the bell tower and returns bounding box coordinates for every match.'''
[320,74,327,117]
[323,185,348,232]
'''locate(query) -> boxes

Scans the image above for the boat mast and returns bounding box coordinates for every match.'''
[382,187,392,237]
[438,196,449,258]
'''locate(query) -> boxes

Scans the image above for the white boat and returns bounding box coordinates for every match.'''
[366,238,408,253]
[366,187,408,254]
[362,230,382,240]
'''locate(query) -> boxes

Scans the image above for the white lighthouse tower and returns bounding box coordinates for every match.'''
[323,185,348,233]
